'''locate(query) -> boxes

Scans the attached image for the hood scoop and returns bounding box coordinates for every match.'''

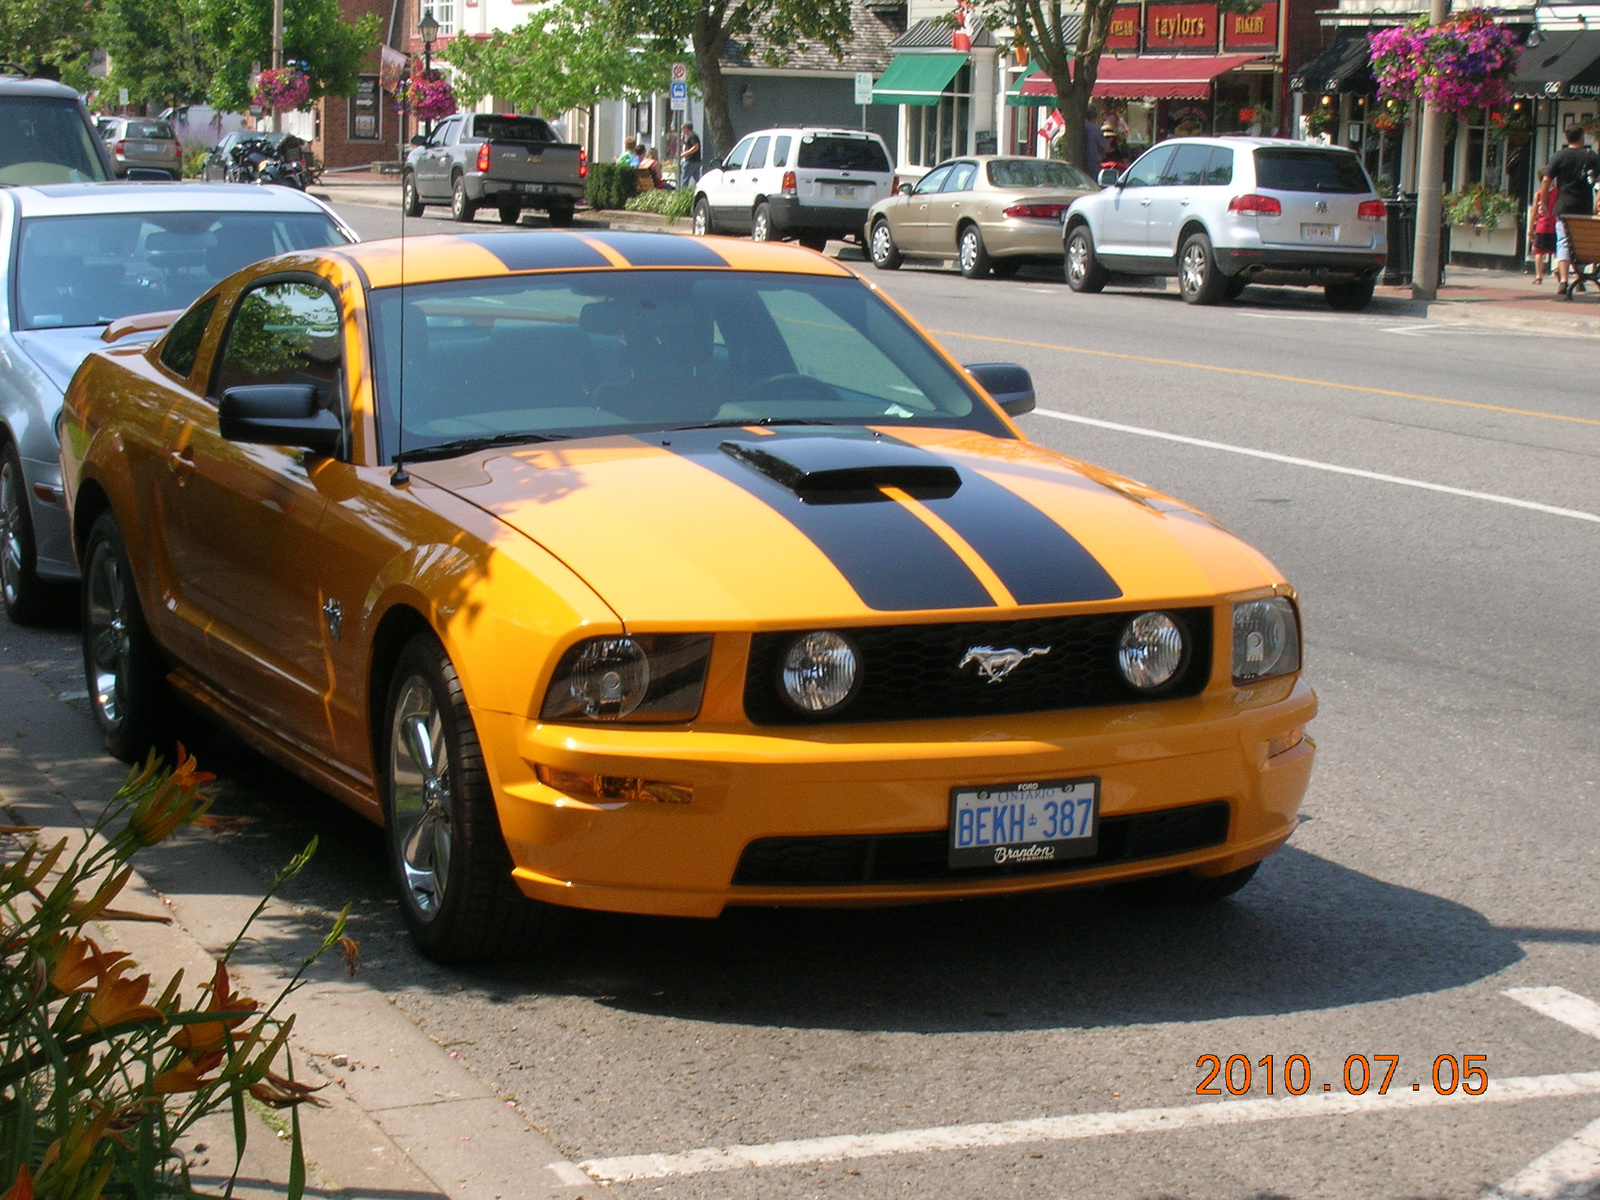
[719,435,960,503]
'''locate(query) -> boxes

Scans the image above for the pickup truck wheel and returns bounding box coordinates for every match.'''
[81,510,171,762]
[751,201,774,242]
[450,174,477,223]
[1177,232,1225,305]
[498,203,522,225]
[383,632,562,962]
[1065,225,1109,292]
[402,172,424,217]
[869,219,902,270]
[692,197,714,236]
[546,203,574,227]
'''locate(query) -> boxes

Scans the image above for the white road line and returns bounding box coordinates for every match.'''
[1484,1116,1600,1200]
[545,1161,592,1187]
[577,1071,1600,1184]
[1031,409,1600,525]
[1506,988,1600,1042]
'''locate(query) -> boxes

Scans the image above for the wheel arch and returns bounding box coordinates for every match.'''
[1176,218,1212,256]
[71,476,112,562]
[367,601,439,797]
[1065,213,1091,233]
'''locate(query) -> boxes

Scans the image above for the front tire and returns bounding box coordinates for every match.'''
[958,224,993,279]
[1325,278,1376,311]
[1064,225,1109,293]
[1177,231,1226,305]
[692,197,714,236]
[383,633,557,962]
[1,444,53,625]
[81,511,170,762]
[450,174,477,223]
[869,218,902,270]
[402,172,425,217]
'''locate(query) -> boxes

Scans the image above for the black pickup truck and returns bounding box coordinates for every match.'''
[403,113,585,225]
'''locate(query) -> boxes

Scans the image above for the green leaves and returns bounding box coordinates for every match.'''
[199,0,381,110]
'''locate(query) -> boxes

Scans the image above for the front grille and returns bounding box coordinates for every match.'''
[732,801,1231,886]
[744,608,1213,725]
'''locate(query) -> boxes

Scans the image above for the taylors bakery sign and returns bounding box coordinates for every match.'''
[1114,2,1280,53]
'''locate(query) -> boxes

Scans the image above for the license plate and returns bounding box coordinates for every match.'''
[1301,222,1336,242]
[949,777,1099,868]
[141,143,161,154]
[833,185,858,199]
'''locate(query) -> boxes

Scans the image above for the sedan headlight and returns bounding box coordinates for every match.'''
[1117,612,1186,689]
[540,634,712,722]
[1232,598,1301,683]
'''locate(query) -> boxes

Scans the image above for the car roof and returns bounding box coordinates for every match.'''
[1154,136,1359,152]
[9,181,333,218]
[0,76,85,101]
[739,127,887,139]
[338,231,856,289]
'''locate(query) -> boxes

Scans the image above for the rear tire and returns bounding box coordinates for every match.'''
[546,202,574,227]
[1064,225,1109,293]
[958,224,992,279]
[498,203,522,225]
[692,197,714,236]
[1324,277,1376,311]
[1112,862,1260,905]
[751,201,774,242]
[1224,275,1248,301]
[81,511,171,762]
[1177,232,1226,305]
[402,172,424,217]
[382,633,561,962]
[1,443,54,625]
[450,174,477,223]
[869,218,902,270]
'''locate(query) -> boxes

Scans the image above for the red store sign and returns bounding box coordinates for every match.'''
[1223,1,1279,50]
[1106,6,1141,50]
[1144,3,1217,50]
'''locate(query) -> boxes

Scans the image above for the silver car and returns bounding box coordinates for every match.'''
[0,182,356,622]
[1063,137,1389,310]
[97,116,183,179]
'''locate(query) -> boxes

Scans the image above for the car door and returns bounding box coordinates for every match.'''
[710,136,755,228]
[928,160,978,254]
[1146,143,1213,258]
[898,163,954,252]
[738,134,772,224]
[1097,145,1174,257]
[417,118,455,197]
[165,278,344,751]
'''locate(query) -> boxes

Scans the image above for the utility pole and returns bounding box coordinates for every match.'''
[1410,0,1449,300]
[271,0,284,133]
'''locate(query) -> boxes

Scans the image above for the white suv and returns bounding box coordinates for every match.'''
[1063,137,1388,310]
[691,127,895,250]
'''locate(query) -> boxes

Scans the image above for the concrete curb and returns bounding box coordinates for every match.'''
[0,658,595,1200]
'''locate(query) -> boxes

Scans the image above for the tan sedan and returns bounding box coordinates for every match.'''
[865,155,1098,279]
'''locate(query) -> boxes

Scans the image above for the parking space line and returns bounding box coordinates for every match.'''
[1505,988,1600,1041]
[1030,409,1600,525]
[577,1070,1600,1184]
[1483,1116,1600,1200]
[930,328,1600,429]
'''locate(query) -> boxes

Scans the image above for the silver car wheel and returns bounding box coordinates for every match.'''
[1181,242,1208,296]
[1067,234,1090,284]
[0,458,23,609]
[960,229,979,273]
[84,540,131,728]
[693,203,709,236]
[390,676,454,920]
[871,222,893,263]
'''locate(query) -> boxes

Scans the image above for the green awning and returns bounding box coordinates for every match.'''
[1006,63,1049,107]
[871,53,966,106]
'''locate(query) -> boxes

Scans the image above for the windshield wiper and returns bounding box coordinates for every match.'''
[397,431,564,463]
[656,418,846,433]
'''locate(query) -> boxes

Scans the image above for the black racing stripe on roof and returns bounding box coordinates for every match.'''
[461,232,613,271]
[596,232,729,267]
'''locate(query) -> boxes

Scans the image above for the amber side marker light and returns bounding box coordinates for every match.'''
[1266,726,1305,759]
[536,764,693,805]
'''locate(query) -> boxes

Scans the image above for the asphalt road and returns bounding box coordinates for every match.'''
[7,203,1598,1199]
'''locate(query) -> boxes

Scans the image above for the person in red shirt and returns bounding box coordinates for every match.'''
[1531,179,1557,285]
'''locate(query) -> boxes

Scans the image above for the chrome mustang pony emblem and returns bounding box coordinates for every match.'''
[958,645,1051,684]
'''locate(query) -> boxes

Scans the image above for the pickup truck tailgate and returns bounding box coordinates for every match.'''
[483,141,582,185]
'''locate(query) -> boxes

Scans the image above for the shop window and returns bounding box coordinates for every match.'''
[907,64,972,167]
[425,0,455,37]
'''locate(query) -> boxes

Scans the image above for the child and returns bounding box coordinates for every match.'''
[1532,182,1557,284]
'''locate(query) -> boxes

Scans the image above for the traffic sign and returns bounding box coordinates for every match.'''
[671,61,687,83]
[854,72,873,106]
[670,79,688,109]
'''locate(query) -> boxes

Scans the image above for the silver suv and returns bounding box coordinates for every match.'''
[1063,137,1388,310]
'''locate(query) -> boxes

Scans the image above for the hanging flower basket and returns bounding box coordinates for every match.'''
[399,71,456,121]
[1368,10,1520,117]
[253,66,310,112]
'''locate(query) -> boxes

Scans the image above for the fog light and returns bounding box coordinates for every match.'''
[781,631,859,713]
[536,764,692,804]
[1117,612,1185,689]
[1266,726,1305,758]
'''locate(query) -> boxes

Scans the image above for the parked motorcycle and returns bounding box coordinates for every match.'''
[225,134,314,190]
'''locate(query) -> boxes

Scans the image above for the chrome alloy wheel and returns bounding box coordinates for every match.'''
[871,222,893,263]
[0,458,23,610]
[692,203,709,236]
[1180,240,1208,297]
[390,677,453,919]
[1067,234,1091,285]
[752,207,771,241]
[960,229,980,273]
[84,539,131,728]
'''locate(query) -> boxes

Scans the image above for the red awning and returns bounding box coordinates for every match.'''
[1017,54,1263,101]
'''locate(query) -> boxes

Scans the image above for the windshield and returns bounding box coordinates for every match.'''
[796,135,891,172]
[986,159,1093,189]
[369,270,1008,459]
[0,99,107,185]
[16,211,348,329]
[1253,148,1371,194]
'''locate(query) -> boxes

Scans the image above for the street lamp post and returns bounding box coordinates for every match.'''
[418,8,440,139]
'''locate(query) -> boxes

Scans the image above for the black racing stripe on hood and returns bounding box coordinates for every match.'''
[463,232,613,271]
[598,232,729,267]
[668,432,994,612]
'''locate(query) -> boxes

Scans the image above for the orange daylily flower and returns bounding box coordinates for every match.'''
[127,744,214,846]
[151,1050,226,1094]
[79,961,164,1033]
[247,1070,328,1109]
[170,960,257,1054]
[336,936,361,977]
[50,935,130,995]
[1,1165,31,1200]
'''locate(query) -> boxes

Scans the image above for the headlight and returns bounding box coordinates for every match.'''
[780,631,859,713]
[540,634,712,722]
[1117,612,1185,689]
[1232,598,1300,683]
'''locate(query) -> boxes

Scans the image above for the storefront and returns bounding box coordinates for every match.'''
[871,17,1000,168]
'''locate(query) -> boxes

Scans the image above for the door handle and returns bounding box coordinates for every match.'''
[1180,198,1191,206]
[168,446,195,485]
[1140,198,1152,206]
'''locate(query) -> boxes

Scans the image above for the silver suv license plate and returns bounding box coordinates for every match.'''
[949,778,1099,868]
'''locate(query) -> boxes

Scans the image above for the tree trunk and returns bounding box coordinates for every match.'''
[1051,77,1088,167]
[691,14,736,159]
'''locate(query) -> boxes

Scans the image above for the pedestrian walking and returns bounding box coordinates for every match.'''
[679,124,702,189]
[1531,180,1557,284]
[1084,103,1108,169]
[1540,126,1600,296]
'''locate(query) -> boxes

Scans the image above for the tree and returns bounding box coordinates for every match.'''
[97,0,213,110]
[616,0,854,157]
[444,0,673,118]
[0,0,98,84]
[199,0,380,110]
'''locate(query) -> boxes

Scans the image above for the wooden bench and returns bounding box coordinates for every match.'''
[1561,214,1600,297]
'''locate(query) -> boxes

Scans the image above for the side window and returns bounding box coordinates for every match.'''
[724,137,753,170]
[748,135,771,171]
[943,162,977,192]
[159,296,219,380]
[1203,147,1234,186]
[773,135,791,167]
[1121,146,1174,189]
[1161,145,1211,187]
[212,282,342,411]
[915,165,953,194]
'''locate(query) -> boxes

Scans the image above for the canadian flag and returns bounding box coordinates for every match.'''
[951,1,973,51]
[1038,108,1065,145]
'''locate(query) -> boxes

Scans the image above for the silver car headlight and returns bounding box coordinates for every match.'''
[1232,598,1301,683]
[540,634,712,722]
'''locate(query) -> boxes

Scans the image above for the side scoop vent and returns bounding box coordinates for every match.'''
[719,436,960,503]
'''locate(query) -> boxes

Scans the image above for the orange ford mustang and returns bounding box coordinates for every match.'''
[59,231,1315,961]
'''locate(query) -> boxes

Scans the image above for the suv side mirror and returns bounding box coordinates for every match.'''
[964,362,1035,417]
[219,385,343,457]
[1097,167,1121,187]
[410,134,428,147]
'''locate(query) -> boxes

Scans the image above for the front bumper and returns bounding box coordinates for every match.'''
[477,675,1316,918]
[769,197,872,236]
[1220,246,1388,280]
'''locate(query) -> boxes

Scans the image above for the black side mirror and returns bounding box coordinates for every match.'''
[219,384,342,457]
[965,362,1035,417]
[1097,167,1121,187]
[703,157,721,171]
[410,134,428,147]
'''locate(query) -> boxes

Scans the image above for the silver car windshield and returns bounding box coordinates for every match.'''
[369,270,1008,459]
[15,211,347,329]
